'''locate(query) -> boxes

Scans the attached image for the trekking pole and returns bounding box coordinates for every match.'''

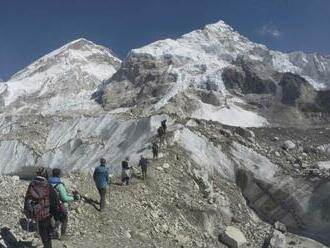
[108,185,111,209]
[27,218,30,232]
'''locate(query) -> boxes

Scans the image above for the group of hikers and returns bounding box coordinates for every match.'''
[23,120,167,248]
[24,167,79,248]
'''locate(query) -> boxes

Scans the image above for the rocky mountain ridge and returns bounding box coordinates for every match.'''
[99,21,330,127]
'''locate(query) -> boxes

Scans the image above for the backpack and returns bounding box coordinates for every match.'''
[24,182,51,221]
[53,182,67,221]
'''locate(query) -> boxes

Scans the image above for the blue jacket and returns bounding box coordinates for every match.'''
[93,165,109,189]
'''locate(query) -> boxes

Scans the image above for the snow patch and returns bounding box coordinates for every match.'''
[173,128,235,179]
[192,100,268,127]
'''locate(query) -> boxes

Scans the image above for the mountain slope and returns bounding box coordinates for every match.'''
[0,38,121,114]
[99,21,330,127]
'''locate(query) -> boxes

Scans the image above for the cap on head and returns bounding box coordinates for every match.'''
[36,167,48,178]
[100,158,106,165]
[52,168,61,177]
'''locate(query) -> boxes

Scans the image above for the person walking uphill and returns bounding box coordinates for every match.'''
[24,167,59,248]
[121,157,132,185]
[161,119,167,133]
[152,142,159,159]
[49,168,78,239]
[93,158,110,211]
[138,155,148,180]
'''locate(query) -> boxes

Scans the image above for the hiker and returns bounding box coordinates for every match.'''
[48,168,77,239]
[152,142,159,159]
[93,158,110,211]
[121,157,132,185]
[157,126,165,138]
[138,155,148,180]
[24,167,59,248]
[161,119,167,133]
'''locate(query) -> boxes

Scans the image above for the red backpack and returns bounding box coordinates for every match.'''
[24,180,51,221]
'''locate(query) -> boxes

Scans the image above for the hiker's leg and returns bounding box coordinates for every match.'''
[38,218,52,248]
[142,168,147,180]
[100,188,106,210]
[97,187,101,205]
[98,187,106,209]
[54,220,61,239]
[61,214,68,235]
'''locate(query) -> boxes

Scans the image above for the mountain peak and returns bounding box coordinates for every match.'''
[4,38,121,112]
[63,37,96,50]
[70,37,90,43]
[204,20,234,32]
[10,38,120,81]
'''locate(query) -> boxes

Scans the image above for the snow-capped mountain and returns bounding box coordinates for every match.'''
[289,52,330,88]
[0,38,121,114]
[100,21,330,127]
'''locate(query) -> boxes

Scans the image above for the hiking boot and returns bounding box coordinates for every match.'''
[53,227,61,240]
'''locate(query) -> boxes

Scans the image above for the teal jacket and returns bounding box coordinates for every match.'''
[49,176,74,208]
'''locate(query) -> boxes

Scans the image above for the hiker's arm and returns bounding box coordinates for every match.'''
[58,184,74,202]
[106,169,110,185]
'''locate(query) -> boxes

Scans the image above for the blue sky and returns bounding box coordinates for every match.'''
[0,0,329,80]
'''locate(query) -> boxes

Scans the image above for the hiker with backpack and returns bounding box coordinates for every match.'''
[161,119,167,133]
[152,142,159,159]
[48,168,78,239]
[138,155,148,180]
[121,156,132,185]
[157,126,165,138]
[93,158,110,211]
[24,167,59,248]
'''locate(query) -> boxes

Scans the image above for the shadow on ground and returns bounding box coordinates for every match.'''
[0,227,35,248]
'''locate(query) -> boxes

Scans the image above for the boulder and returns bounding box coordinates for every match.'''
[274,221,287,233]
[163,163,170,169]
[220,226,247,248]
[282,140,296,150]
[269,230,286,248]
[317,144,330,155]
[317,161,330,171]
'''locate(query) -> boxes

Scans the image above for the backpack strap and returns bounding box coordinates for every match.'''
[53,182,63,190]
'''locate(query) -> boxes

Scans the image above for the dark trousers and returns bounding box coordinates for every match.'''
[141,167,147,180]
[152,149,158,159]
[61,216,68,235]
[97,187,106,210]
[122,177,129,185]
[56,213,68,235]
[38,217,52,248]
